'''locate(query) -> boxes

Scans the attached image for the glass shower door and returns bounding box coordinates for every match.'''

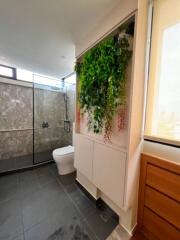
[33,75,65,164]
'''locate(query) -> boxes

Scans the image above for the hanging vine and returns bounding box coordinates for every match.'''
[75,34,132,141]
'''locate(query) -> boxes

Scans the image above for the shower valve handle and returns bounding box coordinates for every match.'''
[42,121,49,128]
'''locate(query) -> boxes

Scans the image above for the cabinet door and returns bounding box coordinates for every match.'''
[74,134,93,181]
[93,142,126,208]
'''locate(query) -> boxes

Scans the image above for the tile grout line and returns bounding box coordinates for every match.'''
[22,168,58,236]
[17,173,26,240]
[53,173,100,240]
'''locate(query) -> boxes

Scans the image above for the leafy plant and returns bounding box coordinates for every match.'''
[75,35,132,141]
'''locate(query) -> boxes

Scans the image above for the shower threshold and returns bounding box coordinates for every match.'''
[0,151,54,174]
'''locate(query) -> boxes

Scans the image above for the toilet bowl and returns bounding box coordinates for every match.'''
[52,145,75,175]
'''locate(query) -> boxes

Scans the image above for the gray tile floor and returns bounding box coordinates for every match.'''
[0,164,118,240]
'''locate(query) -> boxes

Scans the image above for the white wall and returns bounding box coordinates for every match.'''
[75,0,138,57]
[143,141,180,163]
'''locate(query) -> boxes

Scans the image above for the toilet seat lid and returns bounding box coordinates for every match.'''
[53,145,74,156]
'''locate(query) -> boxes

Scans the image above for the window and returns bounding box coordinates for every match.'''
[33,74,63,88]
[0,64,75,88]
[17,69,33,82]
[0,65,16,79]
[64,73,76,85]
[145,0,180,145]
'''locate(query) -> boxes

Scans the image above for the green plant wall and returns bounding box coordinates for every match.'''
[75,35,132,141]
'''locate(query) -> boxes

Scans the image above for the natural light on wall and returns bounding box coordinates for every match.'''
[0,65,76,88]
[64,73,76,85]
[33,74,63,88]
[145,0,180,145]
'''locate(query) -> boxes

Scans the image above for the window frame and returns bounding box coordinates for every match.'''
[0,64,17,80]
[144,0,180,147]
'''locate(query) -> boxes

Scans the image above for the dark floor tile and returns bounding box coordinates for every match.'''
[13,234,25,240]
[96,200,119,223]
[35,165,57,187]
[34,151,52,164]
[19,179,41,198]
[0,173,18,187]
[54,217,97,240]
[40,179,64,195]
[52,199,83,226]
[24,218,57,240]
[36,165,54,177]
[15,155,33,169]
[0,158,16,172]
[49,164,57,173]
[19,170,38,183]
[44,191,72,217]
[49,164,59,178]
[22,188,51,231]
[0,166,117,240]
[81,219,99,240]
[66,183,96,219]
[47,202,96,240]
[0,174,19,203]
[66,183,92,200]
[57,172,76,187]
[37,173,55,187]
[22,199,47,231]
[19,171,41,198]
[22,185,66,231]
[86,211,118,240]
[24,196,79,239]
[0,196,23,240]
[0,185,19,202]
[21,187,44,208]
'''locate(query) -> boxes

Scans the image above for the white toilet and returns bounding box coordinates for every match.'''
[52,122,75,175]
[52,145,75,175]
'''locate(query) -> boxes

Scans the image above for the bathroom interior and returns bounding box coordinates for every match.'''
[0,0,180,240]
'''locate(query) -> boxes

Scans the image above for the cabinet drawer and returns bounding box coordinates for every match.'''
[143,207,179,240]
[146,164,180,201]
[145,186,180,228]
[74,134,93,181]
[93,142,126,208]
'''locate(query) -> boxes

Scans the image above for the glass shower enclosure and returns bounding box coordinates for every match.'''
[0,74,75,173]
[33,75,75,164]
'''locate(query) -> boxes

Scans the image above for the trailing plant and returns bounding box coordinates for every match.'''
[75,34,132,141]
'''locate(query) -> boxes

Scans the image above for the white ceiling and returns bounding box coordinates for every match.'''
[0,0,121,79]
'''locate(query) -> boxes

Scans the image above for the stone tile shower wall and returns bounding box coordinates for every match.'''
[0,82,33,161]
[34,86,74,153]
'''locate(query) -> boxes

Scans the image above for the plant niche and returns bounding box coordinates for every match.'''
[75,34,132,141]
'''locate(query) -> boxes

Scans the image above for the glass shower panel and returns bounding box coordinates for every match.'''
[0,80,33,172]
[33,75,74,164]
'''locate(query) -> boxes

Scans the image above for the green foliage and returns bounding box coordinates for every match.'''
[75,35,132,140]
